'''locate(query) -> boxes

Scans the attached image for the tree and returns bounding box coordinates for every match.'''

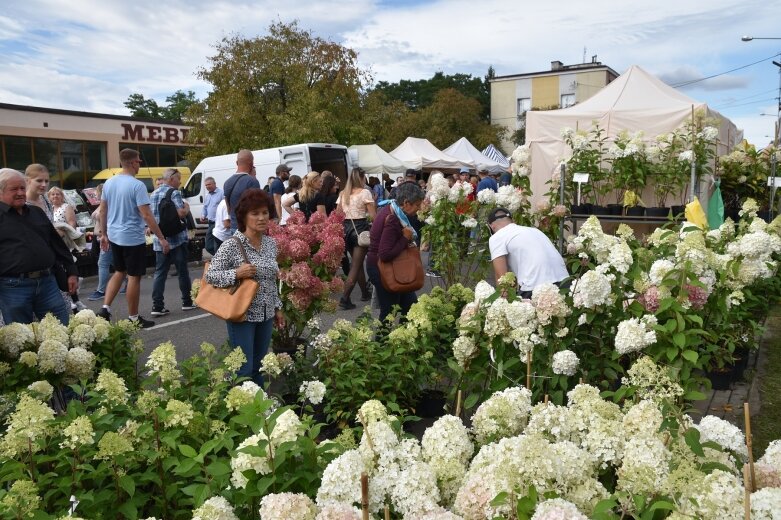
[123,90,198,122]
[185,20,372,161]
[372,70,491,119]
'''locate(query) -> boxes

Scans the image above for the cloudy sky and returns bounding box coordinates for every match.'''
[1,0,780,146]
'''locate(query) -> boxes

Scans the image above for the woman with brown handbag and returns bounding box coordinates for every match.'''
[205,189,285,384]
[365,182,425,323]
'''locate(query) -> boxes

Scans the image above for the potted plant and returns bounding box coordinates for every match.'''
[562,125,609,214]
[608,130,648,216]
[267,210,345,353]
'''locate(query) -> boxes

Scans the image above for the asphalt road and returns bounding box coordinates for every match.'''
[78,251,445,363]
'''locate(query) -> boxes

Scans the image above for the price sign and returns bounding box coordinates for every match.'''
[767,177,781,188]
[573,172,590,183]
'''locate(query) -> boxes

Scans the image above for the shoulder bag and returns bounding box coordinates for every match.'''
[377,214,424,292]
[349,218,371,247]
[195,237,259,322]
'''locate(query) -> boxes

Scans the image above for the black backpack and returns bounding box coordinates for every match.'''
[157,188,185,238]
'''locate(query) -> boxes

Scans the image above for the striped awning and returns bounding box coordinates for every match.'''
[481,144,510,168]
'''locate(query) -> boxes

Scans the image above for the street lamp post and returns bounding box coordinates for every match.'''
[742,37,781,218]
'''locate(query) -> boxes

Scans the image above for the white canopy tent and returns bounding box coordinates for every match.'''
[481,144,510,168]
[525,65,742,204]
[389,137,470,170]
[444,137,507,173]
[347,144,407,177]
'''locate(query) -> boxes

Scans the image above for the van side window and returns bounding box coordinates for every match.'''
[181,172,202,198]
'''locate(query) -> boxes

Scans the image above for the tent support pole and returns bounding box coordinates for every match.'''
[559,163,566,253]
[690,160,697,203]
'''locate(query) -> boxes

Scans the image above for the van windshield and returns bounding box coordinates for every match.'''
[181,172,201,198]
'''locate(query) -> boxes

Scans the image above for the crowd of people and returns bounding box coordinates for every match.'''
[0,148,568,381]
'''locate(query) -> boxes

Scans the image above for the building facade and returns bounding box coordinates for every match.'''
[0,103,194,189]
[490,57,619,152]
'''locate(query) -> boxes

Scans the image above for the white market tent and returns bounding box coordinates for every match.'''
[482,144,510,168]
[525,65,742,204]
[444,137,508,174]
[389,137,471,170]
[348,144,407,176]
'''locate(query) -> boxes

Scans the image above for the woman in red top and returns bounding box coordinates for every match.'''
[365,182,425,323]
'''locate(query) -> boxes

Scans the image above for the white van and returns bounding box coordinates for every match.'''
[181,143,352,232]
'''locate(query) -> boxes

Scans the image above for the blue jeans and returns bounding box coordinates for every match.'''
[97,248,113,293]
[0,273,70,325]
[205,221,216,255]
[152,244,192,310]
[226,318,273,385]
[366,264,417,323]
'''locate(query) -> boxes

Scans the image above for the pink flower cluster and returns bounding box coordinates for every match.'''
[684,284,709,310]
[638,286,661,313]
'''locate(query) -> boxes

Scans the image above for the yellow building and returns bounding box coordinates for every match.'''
[490,57,619,152]
[0,103,195,190]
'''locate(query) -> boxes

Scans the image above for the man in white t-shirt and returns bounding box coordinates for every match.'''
[487,207,568,298]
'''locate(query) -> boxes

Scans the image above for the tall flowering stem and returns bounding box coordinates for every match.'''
[268,210,345,351]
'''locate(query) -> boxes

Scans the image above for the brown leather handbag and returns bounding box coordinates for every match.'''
[378,244,425,293]
[195,237,259,322]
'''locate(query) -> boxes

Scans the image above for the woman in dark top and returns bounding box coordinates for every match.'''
[283,171,325,220]
[366,182,425,323]
[318,175,339,215]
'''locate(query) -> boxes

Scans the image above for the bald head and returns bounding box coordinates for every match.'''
[236,149,255,174]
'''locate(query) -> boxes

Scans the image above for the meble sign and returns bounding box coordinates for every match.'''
[120,123,190,143]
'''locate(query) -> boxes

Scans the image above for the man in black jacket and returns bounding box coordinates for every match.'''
[0,168,77,325]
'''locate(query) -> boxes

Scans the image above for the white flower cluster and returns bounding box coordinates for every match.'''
[192,495,239,520]
[259,492,317,520]
[472,281,495,305]
[676,469,743,519]
[494,186,524,212]
[27,380,53,400]
[571,270,614,309]
[475,189,495,205]
[471,387,532,445]
[421,416,474,505]
[300,380,326,405]
[694,415,748,460]
[145,341,181,387]
[621,357,683,403]
[614,315,657,355]
[225,381,266,411]
[69,323,96,350]
[452,335,478,368]
[531,498,588,520]
[511,144,531,177]
[0,322,34,357]
[751,487,781,519]
[448,181,473,203]
[530,283,570,325]
[552,350,579,376]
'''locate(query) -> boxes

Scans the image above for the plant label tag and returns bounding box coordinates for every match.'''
[573,173,590,183]
[767,177,781,188]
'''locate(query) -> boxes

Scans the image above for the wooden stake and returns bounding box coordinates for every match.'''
[579,377,584,385]
[361,473,370,520]
[544,394,549,404]
[384,505,391,520]
[744,402,757,492]
[526,350,531,390]
[455,390,462,417]
[743,464,751,520]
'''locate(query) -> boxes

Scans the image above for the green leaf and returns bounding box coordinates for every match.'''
[684,428,705,456]
[684,390,707,401]
[463,393,479,410]
[666,347,678,361]
[207,460,232,477]
[117,501,137,519]
[681,350,698,363]
[490,491,509,506]
[647,500,675,512]
[118,475,135,497]
[673,332,686,348]
[179,444,198,458]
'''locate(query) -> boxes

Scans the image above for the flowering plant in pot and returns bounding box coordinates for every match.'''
[561,125,610,209]
[607,130,648,211]
[267,210,345,353]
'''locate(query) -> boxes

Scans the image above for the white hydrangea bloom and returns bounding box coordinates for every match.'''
[452,335,478,368]
[27,380,54,400]
[614,315,657,355]
[552,350,579,376]
[750,487,781,519]
[531,498,587,520]
[531,283,570,325]
[571,270,613,309]
[192,496,239,520]
[316,449,367,508]
[677,469,743,519]
[390,461,441,518]
[259,492,317,520]
[357,400,388,425]
[69,324,96,349]
[0,322,34,358]
[314,503,362,520]
[300,380,326,405]
[37,339,68,374]
[64,347,96,380]
[225,381,266,411]
[230,433,271,488]
[648,259,676,286]
[422,415,474,467]
[495,186,523,212]
[461,217,477,229]
[617,436,671,495]
[476,189,495,205]
[473,281,495,305]
[471,387,532,445]
[694,416,748,460]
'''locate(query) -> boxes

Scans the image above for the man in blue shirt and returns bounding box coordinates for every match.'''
[149,168,196,317]
[223,149,259,233]
[476,166,498,193]
[98,148,170,328]
[200,176,223,255]
[270,163,291,222]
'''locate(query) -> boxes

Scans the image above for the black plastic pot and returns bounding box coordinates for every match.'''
[607,204,623,215]
[417,390,447,418]
[591,205,610,216]
[571,204,589,215]
[671,205,686,217]
[646,207,671,218]
[707,369,732,391]
[625,206,645,217]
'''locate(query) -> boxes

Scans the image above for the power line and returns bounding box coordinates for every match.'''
[715,88,779,108]
[714,97,776,110]
[672,53,781,88]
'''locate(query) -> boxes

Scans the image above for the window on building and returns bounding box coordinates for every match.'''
[1,136,106,189]
[517,98,531,116]
[561,93,576,108]
[119,143,193,167]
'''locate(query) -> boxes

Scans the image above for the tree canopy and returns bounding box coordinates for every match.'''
[124,90,198,122]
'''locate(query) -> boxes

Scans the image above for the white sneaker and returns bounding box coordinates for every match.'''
[73,301,87,312]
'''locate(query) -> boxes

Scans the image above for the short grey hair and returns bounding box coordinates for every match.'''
[205,176,215,183]
[0,168,25,192]
[162,168,181,180]
[394,181,425,205]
